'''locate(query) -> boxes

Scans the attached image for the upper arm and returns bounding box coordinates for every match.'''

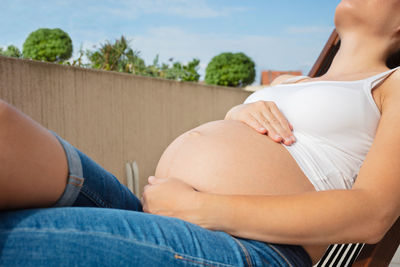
[352,71,400,229]
[270,75,297,86]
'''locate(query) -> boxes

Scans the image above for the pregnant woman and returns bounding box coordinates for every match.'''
[1,0,400,266]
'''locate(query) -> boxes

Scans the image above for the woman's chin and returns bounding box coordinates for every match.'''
[334,1,361,30]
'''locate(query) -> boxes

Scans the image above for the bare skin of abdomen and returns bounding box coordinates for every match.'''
[155,120,328,265]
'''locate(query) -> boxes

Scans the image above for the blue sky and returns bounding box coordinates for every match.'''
[0,0,341,83]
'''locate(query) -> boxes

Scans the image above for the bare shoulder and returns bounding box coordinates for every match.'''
[270,75,298,86]
[381,68,400,110]
[352,67,400,228]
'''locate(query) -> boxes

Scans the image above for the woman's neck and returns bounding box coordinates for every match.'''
[323,33,391,79]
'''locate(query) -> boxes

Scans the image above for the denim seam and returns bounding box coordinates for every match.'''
[68,175,84,187]
[231,237,253,267]
[0,228,179,252]
[53,175,85,207]
[174,255,217,267]
[51,132,84,207]
[268,244,294,267]
[69,182,83,187]
[173,253,235,267]
[79,186,112,208]
[68,181,83,187]
[69,175,84,182]
[1,228,238,266]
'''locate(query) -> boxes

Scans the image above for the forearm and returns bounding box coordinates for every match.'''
[197,189,391,245]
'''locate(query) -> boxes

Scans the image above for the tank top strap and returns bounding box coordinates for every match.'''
[281,75,310,84]
[365,66,400,90]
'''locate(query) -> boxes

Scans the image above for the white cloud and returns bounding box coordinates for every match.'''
[285,25,333,35]
[99,0,248,19]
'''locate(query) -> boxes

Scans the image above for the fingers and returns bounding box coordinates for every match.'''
[268,103,296,143]
[258,113,294,145]
[242,114,268,134]
[251,102,295,145]
[248,113,282,142]
[143,184,151,192]
[148,176,167,185]
[226,101,295,145]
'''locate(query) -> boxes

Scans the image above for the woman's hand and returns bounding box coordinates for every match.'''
[224,101,296,145]
[142,176,206,226]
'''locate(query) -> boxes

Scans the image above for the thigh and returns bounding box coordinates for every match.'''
[0,100,138,211]
[0,208,304,267]
[0,100,68,209]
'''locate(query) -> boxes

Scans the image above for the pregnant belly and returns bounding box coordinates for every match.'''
[155,120,328,264]
[155,120,315,195]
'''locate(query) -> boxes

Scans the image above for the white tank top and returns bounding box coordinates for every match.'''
[243,67,400,190]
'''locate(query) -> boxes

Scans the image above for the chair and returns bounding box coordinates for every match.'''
[311,29,400,267]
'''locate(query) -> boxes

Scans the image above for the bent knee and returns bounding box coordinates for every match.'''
[0,99,18,125]
[0,98,69,209]
[0,99,9,117]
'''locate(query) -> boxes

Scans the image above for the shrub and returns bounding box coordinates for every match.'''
[86,36,141,73]
[23,28,73,62]
[205,52,256,87]
[0,45,22,58]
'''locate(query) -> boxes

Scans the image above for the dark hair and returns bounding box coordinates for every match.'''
[387,48,400,68]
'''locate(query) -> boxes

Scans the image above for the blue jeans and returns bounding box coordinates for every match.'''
[0,135,312,267]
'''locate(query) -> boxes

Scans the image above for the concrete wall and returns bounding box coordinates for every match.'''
[0,56,250,195]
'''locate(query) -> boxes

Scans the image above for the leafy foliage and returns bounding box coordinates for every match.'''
[205,52,255,87]
[69,45,88,67]
[5,29,200,83]
[86,36,144,73]
[23,28,73,62]
[166,58,200,82]
[139,56,200,82]
[0,45,22,58]
[86,36,200,82]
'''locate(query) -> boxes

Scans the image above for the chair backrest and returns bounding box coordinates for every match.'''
[310,29,400,267]
[316,243,364,267]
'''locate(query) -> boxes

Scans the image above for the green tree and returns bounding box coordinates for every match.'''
[143,56,200,82]
[205,52,256,87]
[86,36,143,73]
[164,58,200,82]
[0,45,22,58]
[23,28,73,62]
[86,36,200,82]
[137,55,163,77]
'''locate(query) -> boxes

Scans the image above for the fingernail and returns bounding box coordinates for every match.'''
[274,134,281,139]
[259,127,266,131]
[291,136,296,142]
